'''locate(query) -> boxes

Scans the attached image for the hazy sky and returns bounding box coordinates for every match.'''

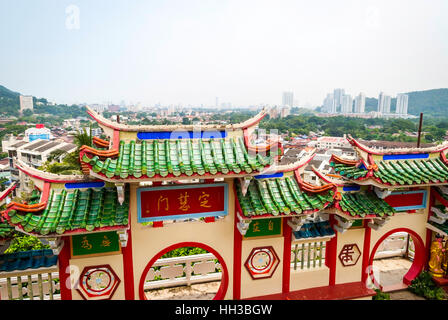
[1,0,447,107]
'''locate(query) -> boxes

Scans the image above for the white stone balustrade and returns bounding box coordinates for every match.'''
[144,253,222,290]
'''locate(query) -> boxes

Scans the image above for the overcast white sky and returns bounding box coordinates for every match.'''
[0,0,447,107]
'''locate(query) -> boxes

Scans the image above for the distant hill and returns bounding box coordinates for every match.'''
[0,84,84,118]
[0,85,21,116]
[365,88,448,117]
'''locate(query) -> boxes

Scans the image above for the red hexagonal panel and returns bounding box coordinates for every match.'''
[244,246,280,280]
[77,264,121,300]
[338,244,361,267]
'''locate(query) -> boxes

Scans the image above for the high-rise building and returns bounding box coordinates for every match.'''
[396,93,409,115]
[323,93,336,113]
[333,88,345,112]
[282,91,294,107]
[19,95,33,113]
[341,94,353,114]
[377,92,391,114]
[354,93,366,113]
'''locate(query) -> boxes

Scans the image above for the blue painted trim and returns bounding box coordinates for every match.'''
[359,163,367,170]
[388,190,428,211]
[137,131,227,140]
[383,153,429,160]
[65,181,105,189]
[255,172,284,179]
[343,185,361,192]
[137,183,229,223]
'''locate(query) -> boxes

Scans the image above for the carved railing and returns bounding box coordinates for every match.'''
[144,253,222,290]
[374,232,415,260]
[0,267,60,300]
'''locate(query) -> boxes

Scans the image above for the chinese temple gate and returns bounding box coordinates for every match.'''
[1,109,448,300]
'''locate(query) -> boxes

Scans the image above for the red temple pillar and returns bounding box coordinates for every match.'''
[361,224,372,284]
[122,227,135,300]
[58,236,72,300]
[326,215,338,286]
[282,217,292,294]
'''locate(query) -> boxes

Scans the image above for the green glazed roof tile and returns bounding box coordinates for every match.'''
[83,137,275,180]
[236,176,334,217]
[331,157,448,186]
[338,191,396,218]
[5,187,129,237]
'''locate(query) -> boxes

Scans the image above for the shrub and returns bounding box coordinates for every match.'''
[372,289,390,300]
[408,271,446,300]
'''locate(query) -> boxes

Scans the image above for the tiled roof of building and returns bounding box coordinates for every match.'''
[22,140,49,151]
[359,139,435,149]
[56,143,76,152]
[235,176,335,217]
[34,141,60,153]
[9,141,28,149]
[0,249,58,272]
[336,191,396,218]
[81,138,276,180]
[3,187,129,236]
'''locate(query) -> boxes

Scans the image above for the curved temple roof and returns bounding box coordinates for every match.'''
[15,158,89,183]
[2,187,129,237]
[86,105,268,132]
[80,137,282,181]
[330,152,448,187]
[235,173,336,218]
[347,134,448,155]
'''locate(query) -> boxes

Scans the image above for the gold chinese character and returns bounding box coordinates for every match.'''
[198,191,212,208]
[101,235,111,247]
[157,195,169,211]
[178,192,190,212]
[268,220,274,231]
[252,221,260,232]
[81,236,92,250]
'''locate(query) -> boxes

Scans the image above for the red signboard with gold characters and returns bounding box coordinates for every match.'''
[137,183,228,222]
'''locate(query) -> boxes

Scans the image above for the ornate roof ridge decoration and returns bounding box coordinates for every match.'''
[92,136,110,148]
[0,182,17,203]
[2,186,129,237]
[15,158,89,183]
[293,168,337,193]
[86,105,267,132]
[347,134,448,155]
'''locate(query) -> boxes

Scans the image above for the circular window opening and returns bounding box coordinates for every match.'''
[367,228,425,291]
[139,242,228,300]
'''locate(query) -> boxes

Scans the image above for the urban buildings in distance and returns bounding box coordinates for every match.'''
[320,88,411,118]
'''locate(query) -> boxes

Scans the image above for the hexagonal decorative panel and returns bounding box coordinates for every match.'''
[77,264,120,300]
[244,246,280,280]
[338,244,361,267]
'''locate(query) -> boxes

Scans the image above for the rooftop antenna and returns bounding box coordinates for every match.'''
[417,112,423,148]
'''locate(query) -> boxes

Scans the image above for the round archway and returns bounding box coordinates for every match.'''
[367,228,426,289]
[139,242,229,300]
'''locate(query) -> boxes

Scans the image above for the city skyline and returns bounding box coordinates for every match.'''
[1,1,447,107]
